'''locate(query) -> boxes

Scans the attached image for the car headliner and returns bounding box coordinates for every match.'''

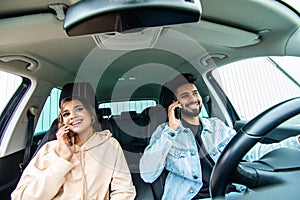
[0,0,299,103]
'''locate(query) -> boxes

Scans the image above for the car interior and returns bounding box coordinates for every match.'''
[0,0,300,199]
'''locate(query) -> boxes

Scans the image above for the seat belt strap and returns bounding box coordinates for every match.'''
[19,107,37,172]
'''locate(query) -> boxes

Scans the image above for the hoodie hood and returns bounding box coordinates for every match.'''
[82,130,112,151]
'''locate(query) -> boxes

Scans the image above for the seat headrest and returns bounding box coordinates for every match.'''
[142,105,167,123]
[97,108,112,117]
[159,85,174,108]
[121,111,137,120]
[141,107,151,117]
[148,105,166,116]
[59,82,97,109]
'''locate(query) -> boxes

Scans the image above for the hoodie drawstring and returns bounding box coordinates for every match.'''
[79,148,88,200]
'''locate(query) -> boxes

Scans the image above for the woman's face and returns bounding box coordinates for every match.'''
[60,99,94,135]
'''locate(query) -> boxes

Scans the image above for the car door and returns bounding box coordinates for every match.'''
[0,71,30,199]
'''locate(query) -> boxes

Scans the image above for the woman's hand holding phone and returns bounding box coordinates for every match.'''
[56,125,75,161]
[65,131,74,146]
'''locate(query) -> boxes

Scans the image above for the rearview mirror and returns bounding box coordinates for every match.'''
[63,0,202,36]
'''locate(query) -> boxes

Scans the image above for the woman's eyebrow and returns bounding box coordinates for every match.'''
[74,104,83,109]
[62,107,69,113]
[62,103,83,113]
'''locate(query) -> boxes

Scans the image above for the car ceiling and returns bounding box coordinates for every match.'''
[0,0,299,102]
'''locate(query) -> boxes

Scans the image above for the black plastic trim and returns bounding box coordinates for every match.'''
[0,78,31,144]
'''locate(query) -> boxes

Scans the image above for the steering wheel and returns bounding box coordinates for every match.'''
[210,97,300,198]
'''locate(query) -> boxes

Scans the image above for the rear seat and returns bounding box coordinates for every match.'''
[97,105,167,150]
[141,105,167,140]
[97,107,112,131]
[97,105,168,200]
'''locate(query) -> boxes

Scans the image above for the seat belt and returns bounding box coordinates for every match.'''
[19,107,37,172]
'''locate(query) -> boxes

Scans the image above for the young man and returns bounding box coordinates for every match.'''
[139,73,300,200]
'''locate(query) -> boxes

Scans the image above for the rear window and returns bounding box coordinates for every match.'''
[99,100,157,116]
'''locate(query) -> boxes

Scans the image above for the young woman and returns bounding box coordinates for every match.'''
[12,89,136,199]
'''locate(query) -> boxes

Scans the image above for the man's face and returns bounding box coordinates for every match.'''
[175,83,202,118]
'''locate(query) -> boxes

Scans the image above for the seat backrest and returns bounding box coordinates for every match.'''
[110,111,149,153]
[97,107,112,120]
[33,118,58,157]
[97,107,112,131]
[141,105,167,141]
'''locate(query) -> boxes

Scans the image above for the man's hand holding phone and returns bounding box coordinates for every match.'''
[168,101,182,131]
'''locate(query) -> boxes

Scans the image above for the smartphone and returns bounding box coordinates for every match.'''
[174,107,181,119]
[66,131,73,146]
[59,122,74,146]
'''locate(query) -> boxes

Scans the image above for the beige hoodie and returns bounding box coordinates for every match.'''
[11,130,136,200]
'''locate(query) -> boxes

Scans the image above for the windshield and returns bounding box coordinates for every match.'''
[280,0,300,13]
[270,56,300,85]
[211,56,300,126]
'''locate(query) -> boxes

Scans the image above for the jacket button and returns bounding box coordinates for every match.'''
[193,175,198,179]
[189,189,194,193]
[191,151,196,156]
[169,132,175,137]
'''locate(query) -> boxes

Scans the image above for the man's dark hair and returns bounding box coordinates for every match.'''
[160,73,197,107]
[167,73,197,94]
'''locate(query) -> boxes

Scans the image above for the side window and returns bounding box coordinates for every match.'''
[0,71,22,115]
[0,71,26,141]
[34,88,61,135]
[211,56,300,124]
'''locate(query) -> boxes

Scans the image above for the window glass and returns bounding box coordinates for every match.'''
[270,56,300,84]
[99,100,156,115]
[0,71,22,115]
[212,57,300,123]
[100,100,209,118]
[35,88,61,134]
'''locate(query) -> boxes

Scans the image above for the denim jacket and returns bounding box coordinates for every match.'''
[139,117,300,200]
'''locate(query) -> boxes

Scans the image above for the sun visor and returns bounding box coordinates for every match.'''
[63,0,202,36]
[286,27,300,56]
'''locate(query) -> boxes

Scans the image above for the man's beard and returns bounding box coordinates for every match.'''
[181,101,201,117]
